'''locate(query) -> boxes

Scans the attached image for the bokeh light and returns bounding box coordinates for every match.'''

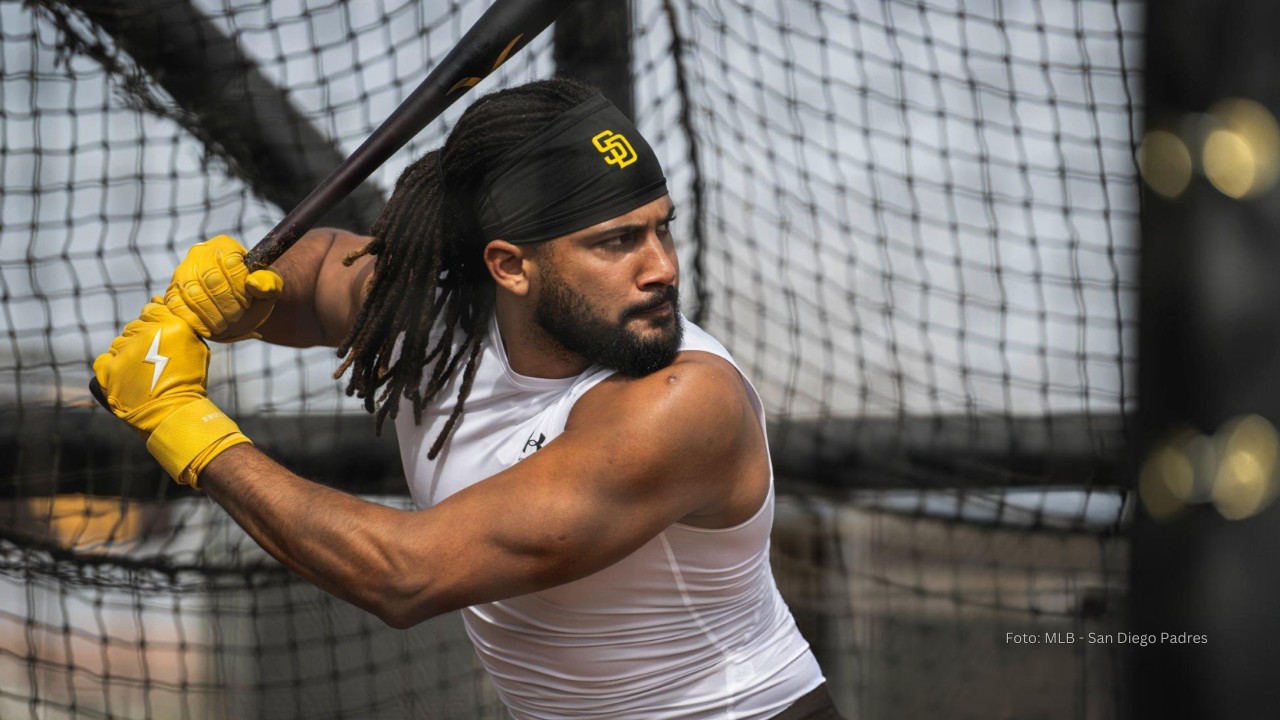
[1203,98,1280,199]
[1139,129,1194,198]
[1211,415,1280,520]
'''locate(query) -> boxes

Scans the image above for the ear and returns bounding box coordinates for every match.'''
[483,239,533,297]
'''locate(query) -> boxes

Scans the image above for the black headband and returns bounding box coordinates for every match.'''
[474,94,668,244]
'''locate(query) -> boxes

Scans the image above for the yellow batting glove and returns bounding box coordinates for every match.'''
[93,302,251,487]
[164,234,283,342]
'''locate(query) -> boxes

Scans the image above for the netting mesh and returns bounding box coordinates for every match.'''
[2,0,1141,717]
[687,0,1139,420]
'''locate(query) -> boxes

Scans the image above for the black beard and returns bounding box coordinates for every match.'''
[535,280,683,377]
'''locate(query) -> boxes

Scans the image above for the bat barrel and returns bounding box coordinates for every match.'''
[244,0,578,270]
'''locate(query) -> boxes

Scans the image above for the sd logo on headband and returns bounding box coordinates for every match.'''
[477,94,668,243]
[592,130,638,169]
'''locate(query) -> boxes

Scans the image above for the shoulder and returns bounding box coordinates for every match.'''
[566,351,756,471]
[571,351,749,423]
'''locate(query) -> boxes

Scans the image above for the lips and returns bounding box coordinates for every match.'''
[632,300,672,317]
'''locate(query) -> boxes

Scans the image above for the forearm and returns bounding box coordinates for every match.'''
[200,443,422,625]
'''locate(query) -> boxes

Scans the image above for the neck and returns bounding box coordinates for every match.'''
[494,293,591,379]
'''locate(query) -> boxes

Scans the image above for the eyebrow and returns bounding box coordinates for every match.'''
[587,205,678,240]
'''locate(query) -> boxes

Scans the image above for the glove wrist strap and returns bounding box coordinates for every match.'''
[146,398,251,487]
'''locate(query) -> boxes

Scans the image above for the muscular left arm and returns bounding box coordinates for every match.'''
[199,353,763,628]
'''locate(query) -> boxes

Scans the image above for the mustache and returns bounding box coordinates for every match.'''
[623,286,679,319]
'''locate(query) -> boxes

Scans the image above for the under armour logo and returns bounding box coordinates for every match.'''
[592,130,638,169]
[524,433,546,454]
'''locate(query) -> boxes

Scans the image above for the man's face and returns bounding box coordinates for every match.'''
[531,196,682,377]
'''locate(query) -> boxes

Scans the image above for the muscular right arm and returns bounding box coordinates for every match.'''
[254,228,374,348]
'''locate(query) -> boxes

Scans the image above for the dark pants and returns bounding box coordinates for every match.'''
[772,684,845,720]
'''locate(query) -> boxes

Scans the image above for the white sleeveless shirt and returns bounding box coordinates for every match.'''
[395,314,824,719]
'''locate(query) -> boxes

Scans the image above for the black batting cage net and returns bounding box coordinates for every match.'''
[1,0,1140,717]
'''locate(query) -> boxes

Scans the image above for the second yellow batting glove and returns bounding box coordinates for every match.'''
[93,302,251,487]
[164,234,283,342]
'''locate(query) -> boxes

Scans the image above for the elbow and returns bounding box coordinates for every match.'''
[375,604,425,630]
[370,575,443,630]
[350,521,452,629]
[371,595,430,630]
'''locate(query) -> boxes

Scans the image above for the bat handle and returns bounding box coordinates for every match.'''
[89,377,111,411]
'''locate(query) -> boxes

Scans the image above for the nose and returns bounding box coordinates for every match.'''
[636,233,677,290]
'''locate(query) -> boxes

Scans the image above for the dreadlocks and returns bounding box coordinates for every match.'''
[336,78,598,459]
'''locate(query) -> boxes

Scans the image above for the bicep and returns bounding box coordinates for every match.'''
[401,362,753,617]
[409,434,697,614]
[256,228,373,347]
[313,230,374,346]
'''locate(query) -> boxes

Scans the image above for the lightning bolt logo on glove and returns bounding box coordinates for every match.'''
[144,329,170,394]
[94,302,251,486]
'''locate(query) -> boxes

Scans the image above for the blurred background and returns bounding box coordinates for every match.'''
[4,0,1271,717]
